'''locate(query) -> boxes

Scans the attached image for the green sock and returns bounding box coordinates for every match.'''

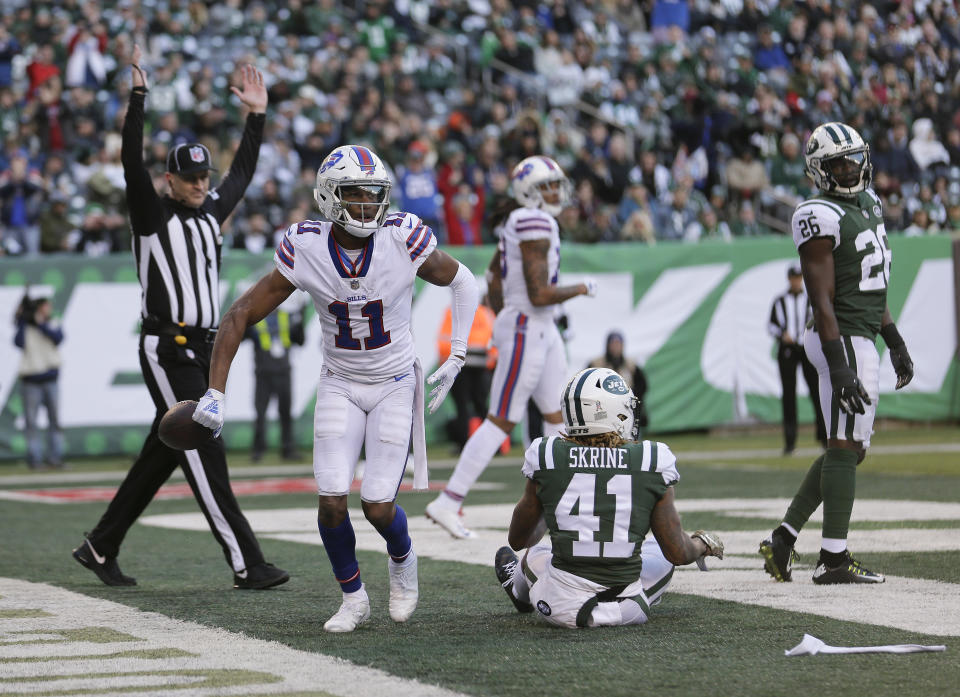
[783,455,825,532]
[820,448,859,540]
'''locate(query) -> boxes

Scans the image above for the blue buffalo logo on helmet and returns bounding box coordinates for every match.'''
[513,162,534,181]
[319,150,343,174]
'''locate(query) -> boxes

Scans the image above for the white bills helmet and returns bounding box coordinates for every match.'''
[315,145,392,237]
[804,122,872,198]
[510,155,572,216]
[562,367,641,440]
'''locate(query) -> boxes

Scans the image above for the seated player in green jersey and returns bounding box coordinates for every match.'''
[759,121,915,585]
[494,367,724,629]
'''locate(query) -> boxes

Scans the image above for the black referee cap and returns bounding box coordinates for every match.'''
[166,143,217,175]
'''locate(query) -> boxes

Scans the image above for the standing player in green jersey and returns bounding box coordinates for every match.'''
[759,122,915,585]
[494,367,724,629]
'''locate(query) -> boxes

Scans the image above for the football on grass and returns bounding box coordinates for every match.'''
[158,400,212,450]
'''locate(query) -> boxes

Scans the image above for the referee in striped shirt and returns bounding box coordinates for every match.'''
[72,45,287,590]
[768,265,827,455]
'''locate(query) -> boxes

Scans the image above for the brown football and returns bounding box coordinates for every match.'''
[158,400,213,450]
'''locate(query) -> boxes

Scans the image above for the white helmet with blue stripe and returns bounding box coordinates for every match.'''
[562,367,641,440]
[510,155,572,216]
[804,122,872,198]
[315,144,392,237]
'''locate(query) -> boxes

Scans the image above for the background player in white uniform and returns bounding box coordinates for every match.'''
[193,145,479,632]
[426,155,598,538]
[494,368,724,628]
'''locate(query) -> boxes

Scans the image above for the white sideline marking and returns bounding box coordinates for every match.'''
[140,499,960,637]
[0,578,470,697]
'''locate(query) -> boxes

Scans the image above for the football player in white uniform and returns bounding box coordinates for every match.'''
[193,145,479,632]
[425,155,597,538]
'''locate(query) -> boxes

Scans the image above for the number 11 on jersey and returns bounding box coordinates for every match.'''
[328,300,391,350]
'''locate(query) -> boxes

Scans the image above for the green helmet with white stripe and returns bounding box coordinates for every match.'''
[561,368,641,440]
[804,122,872,199]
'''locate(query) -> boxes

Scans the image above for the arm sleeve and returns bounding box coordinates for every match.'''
[792,200,841,251]
[209,112,266,223]
[653,442,680,486]
[13,321,25,348]
[38,322,64,345]
[273,223,301,289]
[521,438,544,479]
[446,262,480,360]
[121,91,164,235]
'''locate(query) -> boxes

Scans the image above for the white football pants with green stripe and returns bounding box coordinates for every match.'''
[804,329,879,446]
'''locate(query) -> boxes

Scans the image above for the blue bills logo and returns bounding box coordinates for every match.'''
[513,163,534,181]
[319,150,343,174]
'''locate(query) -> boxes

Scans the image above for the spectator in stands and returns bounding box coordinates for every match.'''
[909,118,951,174]
[655,183,701,242]
[396,139,442,237]
[903,208,940,237]
[0,151,44,255]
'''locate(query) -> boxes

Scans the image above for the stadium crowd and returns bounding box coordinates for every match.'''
[1,0,960,256]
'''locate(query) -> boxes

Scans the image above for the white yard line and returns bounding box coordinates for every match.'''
[0,578,470,697]
[140,499,960,638]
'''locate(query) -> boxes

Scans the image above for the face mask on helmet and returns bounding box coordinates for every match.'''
[561,368,641,441]
[315,145,392,237]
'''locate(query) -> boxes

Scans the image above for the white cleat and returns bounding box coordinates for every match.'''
[323,587,371,633]
[388,550,419,622]
[425,498,477,539]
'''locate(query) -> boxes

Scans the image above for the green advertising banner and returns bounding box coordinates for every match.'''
[1,236,955,461]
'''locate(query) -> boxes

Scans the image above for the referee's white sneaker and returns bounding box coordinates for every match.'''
[323,586,370,633]
[388,550,419,622]
[425,498,476,539]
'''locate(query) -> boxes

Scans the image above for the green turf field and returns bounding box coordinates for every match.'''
[1,425,958,697]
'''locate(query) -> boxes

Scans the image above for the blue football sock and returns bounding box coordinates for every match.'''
[376,505,412,562]
[318,513,362,593]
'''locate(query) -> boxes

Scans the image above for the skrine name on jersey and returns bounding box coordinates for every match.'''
[568,447,627,469]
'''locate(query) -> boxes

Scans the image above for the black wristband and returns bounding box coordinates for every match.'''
[880,323,905,349]
[820,338,848,373]
[131,85,148,95]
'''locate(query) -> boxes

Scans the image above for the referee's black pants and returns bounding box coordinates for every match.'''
[87,332,265,572]
[778,342,828,452]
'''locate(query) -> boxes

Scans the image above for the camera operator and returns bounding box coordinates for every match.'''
[14,292,65,469]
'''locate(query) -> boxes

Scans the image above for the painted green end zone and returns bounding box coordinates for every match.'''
[0,669,281,695]
[0,648,196,664]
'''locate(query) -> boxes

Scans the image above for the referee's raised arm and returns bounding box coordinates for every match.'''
[121,44,163,236]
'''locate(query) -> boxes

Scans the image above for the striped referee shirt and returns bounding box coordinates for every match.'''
[121,90,265,329]
[768,289,811,346]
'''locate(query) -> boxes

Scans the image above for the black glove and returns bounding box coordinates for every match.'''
[880,324,914,390]
[821,338,870,415]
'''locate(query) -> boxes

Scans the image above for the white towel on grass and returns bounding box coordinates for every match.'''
[786,634,946,656]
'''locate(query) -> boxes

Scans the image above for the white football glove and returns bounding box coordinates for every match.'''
[583,278,599,297]
[691,529,724,571]
[193,388,225,438]
[426,355,464,414]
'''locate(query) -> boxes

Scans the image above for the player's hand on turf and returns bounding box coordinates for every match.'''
[426,355,464,414]
[889,344,914,390]
[193,389,225,437]
[582,278,598,297]
[231,64,267,114]
[130,43,148,90]
[691,530,724,571]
